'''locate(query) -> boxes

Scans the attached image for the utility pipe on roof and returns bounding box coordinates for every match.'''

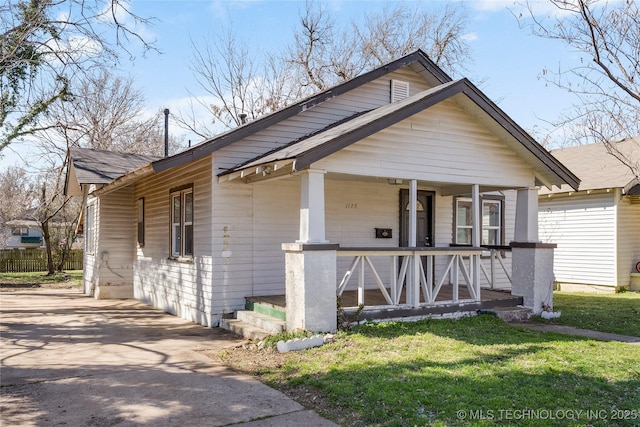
[164,108,170,157]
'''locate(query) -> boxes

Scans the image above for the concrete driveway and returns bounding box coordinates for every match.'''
[0,289,337,426]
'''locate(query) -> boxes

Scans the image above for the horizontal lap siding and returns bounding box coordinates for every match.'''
[214,68,432,171]
[616,197,640,286]
[313,101,534,188]
[134,156,215,326]
[539,193,617,286]
[83,196,98,295]
[98,187,135,286]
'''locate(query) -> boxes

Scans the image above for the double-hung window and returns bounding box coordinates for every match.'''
[454,196,503,246]
[170,186,193,259]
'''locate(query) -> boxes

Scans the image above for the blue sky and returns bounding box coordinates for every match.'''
[1,0,579,169]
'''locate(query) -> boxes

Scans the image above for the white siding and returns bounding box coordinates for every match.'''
[539,192,617,286]
[133,156,215,326]
[616,196,640,287]
[97,187,135,287]
[210,175,518,305]
[213,68,433,172]
[313,100,535,188]
[83,195,98,295]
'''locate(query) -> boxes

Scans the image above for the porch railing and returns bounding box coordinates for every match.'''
[337,247,485,309]
[477,246,512,289]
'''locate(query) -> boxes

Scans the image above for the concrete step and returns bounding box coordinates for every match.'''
[237,310,286,335]
[219,318,271,341]
[481,306,533,323]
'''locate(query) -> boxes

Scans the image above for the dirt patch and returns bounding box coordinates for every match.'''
[0,281,81,291]
[200,343,362,426]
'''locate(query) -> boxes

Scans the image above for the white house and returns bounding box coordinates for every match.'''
[539,139,640,292]
[2,219,43,248]
[64,50,579,335]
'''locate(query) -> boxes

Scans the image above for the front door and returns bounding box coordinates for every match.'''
[400,190,434,247]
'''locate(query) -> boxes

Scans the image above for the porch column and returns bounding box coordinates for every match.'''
[407,180,420,307]
[471,184,481,247]
[298,169,328,243]
[514,187,539,242]
[511,186,554,314]
[282,168,336,333]
[471,184,481,299]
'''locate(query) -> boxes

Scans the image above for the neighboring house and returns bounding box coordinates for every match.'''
[2,219,43,248]
[539,139,640,292]
[64,50,579,334]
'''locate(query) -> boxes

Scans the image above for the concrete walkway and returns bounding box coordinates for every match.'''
[512,323,640,344]
[0,289,338,426]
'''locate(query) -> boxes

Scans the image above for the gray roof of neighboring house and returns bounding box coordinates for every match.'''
[68,147,160,184]
[540,138,640,195]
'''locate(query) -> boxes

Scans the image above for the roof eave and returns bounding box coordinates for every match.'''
[91,164,155,197]
[153,49,451,174]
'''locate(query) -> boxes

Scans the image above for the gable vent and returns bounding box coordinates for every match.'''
[391,80,409,103]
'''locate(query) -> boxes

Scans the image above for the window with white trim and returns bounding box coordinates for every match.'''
[170,186,193,258]
[12,227,28,236]
[454,196,503,246]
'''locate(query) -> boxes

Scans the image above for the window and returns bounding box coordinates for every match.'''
[137,198,145,246]
[12,227,28,236]
[454,196,503,246]
[170,186,193,259]
[86,204,95,254]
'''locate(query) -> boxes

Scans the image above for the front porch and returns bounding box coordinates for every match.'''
[229,245,523,338]
[247,287,521,323]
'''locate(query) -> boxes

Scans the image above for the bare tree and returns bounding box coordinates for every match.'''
[355,3,470,76]
[1,0,156,152]
[33,166,77,274]
[178,30,306,135]
[184,1,471,136]
[0,166,36,247]
[33,69,180,165]
[287,1,471,92]
[28,69,177,273]
[520,0,640,178]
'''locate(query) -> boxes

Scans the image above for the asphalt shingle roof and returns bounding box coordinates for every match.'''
[69,147,160,184]
[542,138,639,194]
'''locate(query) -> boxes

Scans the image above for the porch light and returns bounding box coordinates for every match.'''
[387,178,404,185]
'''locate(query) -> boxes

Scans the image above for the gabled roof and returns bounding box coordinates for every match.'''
[68,147,160,184]
[540,138,639,195]
[64,49,581,195]
[221,78,581,191]
[151,49,452,173]
[64,147,160,196]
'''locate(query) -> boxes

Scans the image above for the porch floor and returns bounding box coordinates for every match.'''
[247,287,523,322]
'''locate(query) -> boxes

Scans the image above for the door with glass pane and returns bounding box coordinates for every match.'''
[399,190,434,247]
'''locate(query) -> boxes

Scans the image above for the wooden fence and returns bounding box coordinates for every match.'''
[0,249,83,273]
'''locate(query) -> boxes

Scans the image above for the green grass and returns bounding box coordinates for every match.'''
[0,270,83,287]
[231,316,640,427]
[537,292,640,337]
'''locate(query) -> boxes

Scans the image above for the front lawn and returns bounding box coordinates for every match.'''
[0,270,83,289]
[540,292,640,337]
[213,316,640,426]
